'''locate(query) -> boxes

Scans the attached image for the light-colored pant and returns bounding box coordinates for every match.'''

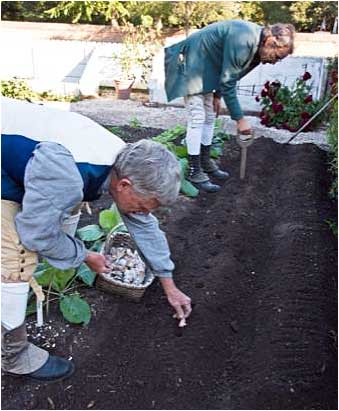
[185,93,216,155]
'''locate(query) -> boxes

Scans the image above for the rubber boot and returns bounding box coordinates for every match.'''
[200,144,230,180]
[187,155,220,193]
[2,323,74,382]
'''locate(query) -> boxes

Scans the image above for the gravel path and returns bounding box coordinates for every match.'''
[70,97,330,151]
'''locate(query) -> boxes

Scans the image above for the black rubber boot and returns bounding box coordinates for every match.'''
[26,355,75,382]
[5,355,75,383]
[200,144,230,180]
[187,155,220,193]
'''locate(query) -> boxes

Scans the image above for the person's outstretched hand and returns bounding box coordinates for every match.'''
[160,278,192,326]
[85,252,111,274]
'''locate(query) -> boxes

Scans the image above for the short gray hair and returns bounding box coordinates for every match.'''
[264,23,295,53]
[113,139,181,205]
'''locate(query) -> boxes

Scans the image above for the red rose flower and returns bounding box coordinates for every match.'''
[255,95,260,102]
[304,95,313,103]
[261,89,268,97]
[331,70,338,82]
[260,115,270,126]
[301,111,310,120]
[272,103,284,113]
[271,81,281,88]
[264,81,270,89]
[302,72,312,81]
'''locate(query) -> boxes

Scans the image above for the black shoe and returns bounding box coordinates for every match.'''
[200,145,229,181]
[191,179,220,193]
[208,169,230,180]
[25,355,74,382]
[187,154,221,193]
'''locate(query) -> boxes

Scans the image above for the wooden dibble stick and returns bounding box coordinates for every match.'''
[236,132,255,180]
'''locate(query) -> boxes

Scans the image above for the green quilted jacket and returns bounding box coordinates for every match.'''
[165,20,263,120]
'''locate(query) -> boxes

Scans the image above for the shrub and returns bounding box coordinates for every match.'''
[256,72,326,132]
[1,78,79,102]
[1,78,37,100]
[327,100,338,201]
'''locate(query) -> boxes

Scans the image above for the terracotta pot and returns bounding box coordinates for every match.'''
[114,79,135,100]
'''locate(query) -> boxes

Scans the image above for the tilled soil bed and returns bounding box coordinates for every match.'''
[2,133,337,410]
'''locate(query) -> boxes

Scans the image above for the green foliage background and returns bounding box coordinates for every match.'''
[1,79,79,102]
[327,101,338,201]
[1,1,338,32]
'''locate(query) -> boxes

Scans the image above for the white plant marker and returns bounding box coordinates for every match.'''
[37,299,44,327]
[29,277,45,327]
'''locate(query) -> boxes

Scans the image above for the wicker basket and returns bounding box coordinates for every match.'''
[96,231,154,302]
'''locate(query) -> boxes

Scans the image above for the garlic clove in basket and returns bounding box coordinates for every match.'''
[124,269,135,283]
[126,249,134,257]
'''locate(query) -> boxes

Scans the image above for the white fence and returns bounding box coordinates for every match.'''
[0,36,332,112]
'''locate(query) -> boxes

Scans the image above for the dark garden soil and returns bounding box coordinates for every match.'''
[2,132,337,410]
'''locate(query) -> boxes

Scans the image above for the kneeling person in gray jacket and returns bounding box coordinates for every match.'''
[1,97,192,382]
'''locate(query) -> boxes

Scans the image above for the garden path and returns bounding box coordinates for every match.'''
[70,97,330,150]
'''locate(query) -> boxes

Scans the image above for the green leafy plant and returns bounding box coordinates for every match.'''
[256,72,326,132]
[178,158,199,198]
[1,78,79,102]
[129,117,141,128]
[152,121,230,197]
[327,100,338,202]
[27,205,126,324]
[27,261,94,325]
[112,22,161,83]
[326,219,338,237]
[1,79,37,100]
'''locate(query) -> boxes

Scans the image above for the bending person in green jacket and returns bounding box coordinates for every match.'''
[165,20,295,192]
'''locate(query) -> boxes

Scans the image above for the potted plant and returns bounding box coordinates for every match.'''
[112,22,161,100]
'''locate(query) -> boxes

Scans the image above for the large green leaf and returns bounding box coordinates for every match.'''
[34,261,75,292]
[33,260,50,275]
[34,269,54,287]
[34,263,56,287]
[180,179,199,197]
[59,295,91,325]
[76,224,104,241]
[179,158,199,197]
[77,263,96,286]
[52,268,76,292]
[89,239,104,252]
[99,209,122,231]
[210,147,221,158]
[111,222,128,234]
[179,158,188,179]
[173,145,188,158]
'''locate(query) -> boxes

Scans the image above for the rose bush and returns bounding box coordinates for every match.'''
[255,72,326,132]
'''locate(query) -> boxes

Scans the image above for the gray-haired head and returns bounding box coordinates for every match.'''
[270,23,295,53]
[113,139,181,205]
[264,23,295,53]
[260,23,295,63]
